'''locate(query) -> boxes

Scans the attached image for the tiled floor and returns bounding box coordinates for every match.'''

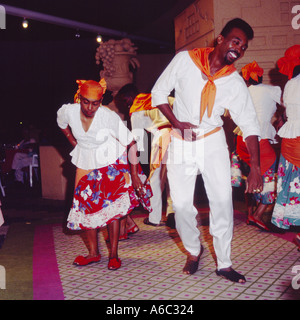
[53,213,300,300]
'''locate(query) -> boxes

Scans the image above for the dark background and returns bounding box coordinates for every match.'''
[0,0,195,145]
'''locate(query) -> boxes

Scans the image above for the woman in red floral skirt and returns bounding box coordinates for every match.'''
[57,79,152,270]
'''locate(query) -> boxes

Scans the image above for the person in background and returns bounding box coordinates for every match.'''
[271,45,300,250]
[235,61,281,231]
[151,18,263,283]
[111,85,175,229]
[106,84,141,240]
[57,79,151,270]
[130,93,175,228]
[110,83,138,128]
[11,127,37,185]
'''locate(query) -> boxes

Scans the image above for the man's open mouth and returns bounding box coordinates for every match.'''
[227,51,240,60]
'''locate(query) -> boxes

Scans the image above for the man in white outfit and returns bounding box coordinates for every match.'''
[151,18,263,283]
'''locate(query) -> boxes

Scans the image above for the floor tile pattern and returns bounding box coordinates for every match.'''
[53,214,300,300]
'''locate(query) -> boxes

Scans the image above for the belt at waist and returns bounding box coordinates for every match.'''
[148,126,221,180]
[158,125,221,141]
[194,127,221,141]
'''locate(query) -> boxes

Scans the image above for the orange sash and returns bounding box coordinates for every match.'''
[236,136,276,175]
[281,137,300,168]
[129,93,152,115]
[188,48,236,122]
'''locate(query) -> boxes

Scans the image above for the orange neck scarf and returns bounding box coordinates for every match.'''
[129,93,152,115]
[188,48,236,122]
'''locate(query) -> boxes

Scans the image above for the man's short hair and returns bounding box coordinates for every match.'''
[221,18,254,40]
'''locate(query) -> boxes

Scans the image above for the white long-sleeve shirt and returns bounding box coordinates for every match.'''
[151,51,261,140]
[57,103,134,170]
[278,73,300,139]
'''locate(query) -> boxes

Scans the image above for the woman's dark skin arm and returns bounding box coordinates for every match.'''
[128,140,144,196]
[61,127,77,147]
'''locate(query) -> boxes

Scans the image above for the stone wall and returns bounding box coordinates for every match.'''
[175,0,215,52]
[174,0,300,87]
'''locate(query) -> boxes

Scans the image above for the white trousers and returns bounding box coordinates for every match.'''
[167,129,233,270]
[148,163,173,224]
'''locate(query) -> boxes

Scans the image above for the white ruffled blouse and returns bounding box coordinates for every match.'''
[278,74,300,139]
[248,83,281,143]
[57,103,134,170]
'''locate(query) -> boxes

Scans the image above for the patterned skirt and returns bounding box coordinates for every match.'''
[237,159,277,205]
[67,152,152,231]
[271,154,300,229]
[253,160,277,205]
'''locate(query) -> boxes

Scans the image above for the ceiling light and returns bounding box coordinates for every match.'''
[22,18,28,29]
[96,35,102,43]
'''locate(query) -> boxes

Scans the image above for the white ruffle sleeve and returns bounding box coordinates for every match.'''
[277,106,300,138]
[278,76,300,139]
